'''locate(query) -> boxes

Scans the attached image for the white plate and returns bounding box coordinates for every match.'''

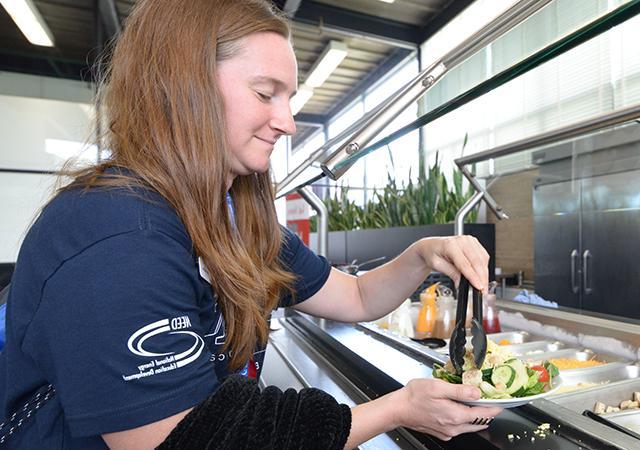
[460,378,563,408]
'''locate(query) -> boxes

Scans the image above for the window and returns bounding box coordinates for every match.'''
[419,0,640,177]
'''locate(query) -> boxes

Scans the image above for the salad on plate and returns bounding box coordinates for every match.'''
[433,339,560,401]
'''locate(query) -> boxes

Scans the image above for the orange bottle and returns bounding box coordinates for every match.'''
[416,284,438,337]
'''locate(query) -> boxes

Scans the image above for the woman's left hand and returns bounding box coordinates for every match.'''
[417,236,490,293]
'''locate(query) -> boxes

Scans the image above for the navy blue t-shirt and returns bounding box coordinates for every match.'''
[0,184,330,448]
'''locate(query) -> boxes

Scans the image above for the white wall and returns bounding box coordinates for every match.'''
[0,72,95,262]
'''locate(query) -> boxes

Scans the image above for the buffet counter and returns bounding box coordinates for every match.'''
[261,304,640,449]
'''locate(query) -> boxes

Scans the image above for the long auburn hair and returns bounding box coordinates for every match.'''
[64,0,296,370]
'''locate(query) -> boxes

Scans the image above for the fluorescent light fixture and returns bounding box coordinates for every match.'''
[378,0,395,3]
[1,0,55,47]
[304,40,348,88]
[290,86,314,116]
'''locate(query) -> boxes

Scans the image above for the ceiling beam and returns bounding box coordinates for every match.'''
[0,49,88,80]
[293,1,420,48]
[294,113,326,126]
[98,0,121,38]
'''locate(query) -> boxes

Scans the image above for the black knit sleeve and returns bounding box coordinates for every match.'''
[156,375,352,450]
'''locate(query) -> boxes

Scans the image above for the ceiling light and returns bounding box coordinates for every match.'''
[1,0,54,47]
[378,0,395,3]
[290,86,314,116]
[304,40,348,88]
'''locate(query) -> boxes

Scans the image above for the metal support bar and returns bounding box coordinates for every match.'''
[454,191,485,236]
[460,166,507,220]
[0,168,56,175]
[456,103,640,166]
[321,0,640,179]
[297,187,328,257]
[319,0,553,181]
[275,96,391,197]
[454,174,505,235]
[278,0,640,209]
[453,102,640,227]
[320,60,447,180]
[278,0,561,196]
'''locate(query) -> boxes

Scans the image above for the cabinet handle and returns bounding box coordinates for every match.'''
[583,250,592,295]
[570,249,579,294]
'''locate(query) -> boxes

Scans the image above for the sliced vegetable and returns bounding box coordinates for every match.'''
[491,365,516,389]
[544,361,560,378]
[480,381,511,399]
[526,369,539,389]
[531,364,550,382]
[504,358,529,394]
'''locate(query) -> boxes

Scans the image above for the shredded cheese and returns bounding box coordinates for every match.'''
[549,358,604,370]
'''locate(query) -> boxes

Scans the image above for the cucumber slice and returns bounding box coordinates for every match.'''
[480,381,512,399]
[491,365,516,389]
[504,359,529,394]
[479,381,500,398]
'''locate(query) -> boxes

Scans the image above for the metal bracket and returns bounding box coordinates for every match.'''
[297,187,328,257]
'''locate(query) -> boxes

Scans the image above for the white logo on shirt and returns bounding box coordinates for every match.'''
[122,316,206,381]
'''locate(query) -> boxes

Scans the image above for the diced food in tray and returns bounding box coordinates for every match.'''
[593,391,640,415]
[549,377,640,415]
[525,349,623,370]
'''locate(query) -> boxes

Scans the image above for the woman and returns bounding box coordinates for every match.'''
[0,0,501,448]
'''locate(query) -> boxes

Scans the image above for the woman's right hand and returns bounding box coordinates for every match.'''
[394,378,503,441]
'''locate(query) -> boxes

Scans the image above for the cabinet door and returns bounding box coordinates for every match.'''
[580,170,640,319]
[533,180,581,309]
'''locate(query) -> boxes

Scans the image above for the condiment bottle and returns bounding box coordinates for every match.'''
[483,281,501,333]
[416,283,438,338]
[433,292,456,339]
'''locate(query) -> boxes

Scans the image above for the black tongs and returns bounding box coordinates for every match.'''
[449,276,487,375]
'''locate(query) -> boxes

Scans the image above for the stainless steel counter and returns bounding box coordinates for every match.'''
[262,307,640,449]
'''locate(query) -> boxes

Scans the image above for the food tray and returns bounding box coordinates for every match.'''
[523,348,627,367]
[550,363,640,397]
[606,409,640,435]
[549,377,640,414]
[437,330,541,354]
[486,330,532,344]
[503,340,564,356]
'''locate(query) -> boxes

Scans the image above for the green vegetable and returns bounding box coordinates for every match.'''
[504,358,529,395]
[544,361,560,379]
[514,381,546,397]
[480,381,511,399]
[432,364,462,384]
[491,365,516,389]
[526,369,540,389]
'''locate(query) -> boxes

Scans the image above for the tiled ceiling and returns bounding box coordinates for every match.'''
[0,0,472,148]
